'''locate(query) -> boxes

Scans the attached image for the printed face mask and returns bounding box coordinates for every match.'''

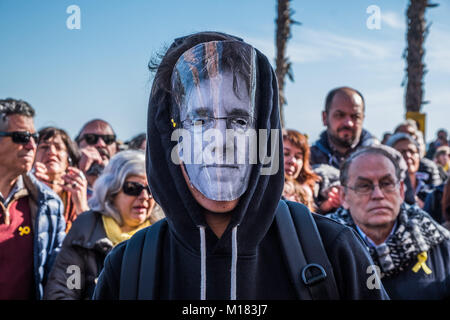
[171,41,257,201]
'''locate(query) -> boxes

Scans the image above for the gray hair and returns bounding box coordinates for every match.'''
[435,145,450,159]
[385,132,420,151]
[340,145,407,187]
[393,122,426,157]
[394,119,418,132]
[0,98,35,131]
[88,150,152,225]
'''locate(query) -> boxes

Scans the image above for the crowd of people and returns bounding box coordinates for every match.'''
[1,31,450,300]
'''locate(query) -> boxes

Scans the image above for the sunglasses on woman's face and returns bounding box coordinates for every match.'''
[122,181,152,198]
[81,133,116,146]
[0,131,39,145]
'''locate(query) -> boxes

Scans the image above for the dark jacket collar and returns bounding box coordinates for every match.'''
[69,211,113,253]
[315,129,374,157]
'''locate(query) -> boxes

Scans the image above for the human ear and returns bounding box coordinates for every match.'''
[399,180,405,199]
[322,111,328,127]
[339,186,350,210]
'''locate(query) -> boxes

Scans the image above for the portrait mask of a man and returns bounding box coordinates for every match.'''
[171,41,257,201]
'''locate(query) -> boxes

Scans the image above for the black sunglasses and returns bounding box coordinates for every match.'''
[0,131,39,145]
[122,181,152,197]
[81,133,116,146]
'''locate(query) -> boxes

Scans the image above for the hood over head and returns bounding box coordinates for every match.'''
[146,32,284,256]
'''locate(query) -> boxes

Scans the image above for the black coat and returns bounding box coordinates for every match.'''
[327,205,450,300]
[93,209,389,299]
[381,240,450,299]
[44,211,112,300]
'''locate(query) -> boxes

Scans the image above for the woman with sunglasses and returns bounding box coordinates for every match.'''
[34,127,89,233]
[43,150,164,300]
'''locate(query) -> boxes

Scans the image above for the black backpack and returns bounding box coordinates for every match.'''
[118,199,340,299]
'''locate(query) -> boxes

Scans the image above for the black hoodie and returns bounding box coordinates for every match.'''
[93,32,389,300]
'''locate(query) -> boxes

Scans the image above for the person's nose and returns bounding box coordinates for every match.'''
[371,184,385,199]
[343,116,355,128]
[25,137,37,150]
[213,118,228,134]
[285,155,295,165]
[403,151,413,161]
[138,187,150,200]
[47,144,58,155]
[95,136,107,148]
[213,118,228,147]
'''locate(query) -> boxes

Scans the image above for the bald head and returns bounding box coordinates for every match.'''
[324,87,365,115]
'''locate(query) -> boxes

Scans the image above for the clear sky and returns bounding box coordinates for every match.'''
[1,0,449,144]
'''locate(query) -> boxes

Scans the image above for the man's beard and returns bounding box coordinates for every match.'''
[328,128,359,149]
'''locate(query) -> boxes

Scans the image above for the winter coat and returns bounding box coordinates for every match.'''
[403,159,442,205]
[312,163,341,214]
[423,183,445,224]
[327,204,450,299]
[310,129,378,169]
[44,210,113,300]
[23,173,66,300]
[93,32,388,300]
[418,157,443,187]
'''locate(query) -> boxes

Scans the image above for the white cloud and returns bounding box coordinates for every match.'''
[246,27,395,65]
[427,27,450,74]
[381,11,405,30]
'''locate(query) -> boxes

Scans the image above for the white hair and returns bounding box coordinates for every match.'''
[88,149,150,225]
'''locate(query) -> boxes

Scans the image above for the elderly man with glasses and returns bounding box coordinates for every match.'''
[75,119,119,196]
[327,145,450,299]
[0,98,66,300]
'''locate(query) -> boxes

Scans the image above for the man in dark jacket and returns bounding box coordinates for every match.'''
[0,98,66,300]
[327,145,450,299]
[93,32,388,300]
[310,87,378,169]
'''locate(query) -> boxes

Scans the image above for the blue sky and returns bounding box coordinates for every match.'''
[1,0,449,144]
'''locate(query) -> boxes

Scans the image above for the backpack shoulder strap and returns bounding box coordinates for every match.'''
[119,218,167,299]
[276,200,340,299]
[275,200,312,299]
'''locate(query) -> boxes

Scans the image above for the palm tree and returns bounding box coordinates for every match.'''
[275,0,300,128]
[403,0,438,113]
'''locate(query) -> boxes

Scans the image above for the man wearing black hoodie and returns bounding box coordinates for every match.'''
[93,32,388,300]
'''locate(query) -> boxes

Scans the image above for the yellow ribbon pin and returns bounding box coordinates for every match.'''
[171,119,177,128]
[412,251,432,275]
[19,226,31,236]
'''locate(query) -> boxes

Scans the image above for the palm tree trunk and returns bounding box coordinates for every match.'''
[275,0,295,128]
[404,0,438,112]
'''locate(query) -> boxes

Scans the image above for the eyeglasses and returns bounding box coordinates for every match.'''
[345,180,399,195]
[0,131,39,145]
[80,133,116,146]
[122,181,152,198]
[181,116,255,132]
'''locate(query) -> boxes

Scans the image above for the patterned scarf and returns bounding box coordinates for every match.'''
[327,204,450,278]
